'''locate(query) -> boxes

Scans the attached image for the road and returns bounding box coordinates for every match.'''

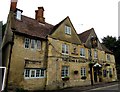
[51,81,120,92]
[83,84,120,92]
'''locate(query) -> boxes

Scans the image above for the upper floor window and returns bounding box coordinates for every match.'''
[61,66,69,78]
[24,38,41,50]
[16,10,22,20]
[65,26,71,35]
[37,40,41,50]
[107,54,110,61]
[31,39,35,49]
[94,50,98,59]
[81,67,86,76]
[62,44,69,55]
[24,38,30,48]
[80,48,85,57]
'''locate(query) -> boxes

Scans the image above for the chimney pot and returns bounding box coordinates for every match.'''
[10,0,18,12]
[35,7,45,23]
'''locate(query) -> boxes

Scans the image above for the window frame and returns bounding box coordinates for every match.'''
[24,69,45,79]
[61,66,69,78]
[36,40,41,50]
[24,38,30,49]
[65,25,71,35]
[94,50,98,59]
[81,67,86,77]
[62,44,69,55]
[31,39,36,49]
[80,48,85,57]
[107,54,110,61]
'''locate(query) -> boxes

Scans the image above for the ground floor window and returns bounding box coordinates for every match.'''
[81,67,86,76]
[61,66,69,77]
[109,68,112,78]
[103,69,107,77]
[24,68,45,79]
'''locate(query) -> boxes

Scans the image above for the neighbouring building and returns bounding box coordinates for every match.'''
[2,1,117,91]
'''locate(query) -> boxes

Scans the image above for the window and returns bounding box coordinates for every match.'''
[107,54,110,61]
[81,67,86,76]
[16,10,22,20]
[24,69,45,79]
[36,69,40,77]
[37,40,41,50]
[80,48,85,57]
[103,70,107,77]
[109,68,112,77]
[61,66,69,77]
[31,39,36,49]
[24,38,30,48]
[24,38,42,50]
[65,26,71,35]
[31,70,35,77]
[24,69,30,78]
[94,50,98,59]
[62,44,69,55]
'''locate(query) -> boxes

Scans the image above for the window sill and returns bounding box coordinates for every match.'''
[24,77,45,79]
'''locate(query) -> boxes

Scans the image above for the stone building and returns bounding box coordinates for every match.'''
[2,1,117,91]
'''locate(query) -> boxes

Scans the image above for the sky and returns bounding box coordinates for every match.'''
[0,0,119,42]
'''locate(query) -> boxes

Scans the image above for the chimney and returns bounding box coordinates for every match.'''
[10,0,18,12]
[35,7,45,23]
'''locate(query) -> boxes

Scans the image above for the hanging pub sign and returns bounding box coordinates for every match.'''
[91,36,98,48]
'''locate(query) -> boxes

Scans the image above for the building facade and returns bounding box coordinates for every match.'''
[2,1,117,91]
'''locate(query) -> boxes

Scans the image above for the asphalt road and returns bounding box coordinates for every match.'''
[83,84,120,92]
[51,81,120,92]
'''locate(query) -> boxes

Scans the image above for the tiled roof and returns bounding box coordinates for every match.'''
[78,28,93,43]
[101,44,113,54]
[13,15,54,39]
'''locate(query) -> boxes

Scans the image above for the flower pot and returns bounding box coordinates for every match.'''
[62,77,70,81]
[74,70,78,74]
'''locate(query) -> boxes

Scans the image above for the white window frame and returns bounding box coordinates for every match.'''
[62,44,69,55]
[65,26,71,35]
[94,50,98,59]
[36,40,41,50]
[80,48,85,57]
[24,69,45,79]
[16,10,22,20]
[61,66,69,78]
[24,38,30,49]
[107,54,110,61]
[81,67,86,77]
[31,39,36,49]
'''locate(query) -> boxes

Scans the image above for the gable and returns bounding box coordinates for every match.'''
[85,28,103,50]
[49,17,81,45]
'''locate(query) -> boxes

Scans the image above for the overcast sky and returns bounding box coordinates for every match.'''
[0,0,119,42]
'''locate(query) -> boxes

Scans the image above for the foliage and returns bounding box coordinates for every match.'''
[81,76,87,80]
[74,70,78,74]
[62,76,70,81]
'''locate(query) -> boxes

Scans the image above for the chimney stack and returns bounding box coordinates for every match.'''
[35,7,45,23]
[10,0,18,12]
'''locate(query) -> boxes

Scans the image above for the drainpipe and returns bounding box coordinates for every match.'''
[44,39,49,90]
[5,32,14,91]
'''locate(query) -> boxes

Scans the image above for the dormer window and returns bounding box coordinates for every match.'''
[16,9,23,20]
[65,25,71,35]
